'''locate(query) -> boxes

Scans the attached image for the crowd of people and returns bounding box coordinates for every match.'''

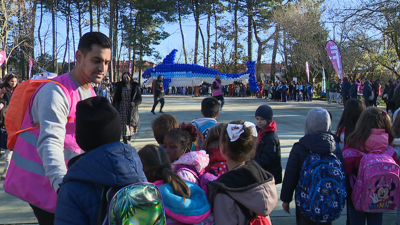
[3,31,400,225]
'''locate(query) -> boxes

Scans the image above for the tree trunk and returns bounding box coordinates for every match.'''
[89,0,93,31]
[52,0,57,73]
[193,0,199,64]
[109,0,114,82]
[178,0,188,64]
[38,0,43,56]
[271,25,280,82]
[206,7,211,67]
[234,0,239,72]
[62,4,70,73]
[78,2,82,38]
[113,1,118,79]
[200,26,206,66]
[97,1,101,31]
[214,6,217,69]
[247,0,253,62]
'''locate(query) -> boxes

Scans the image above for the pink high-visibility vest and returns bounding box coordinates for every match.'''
[212,80,222,96]
[4,73,95,212]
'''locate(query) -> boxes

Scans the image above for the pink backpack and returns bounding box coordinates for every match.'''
[343,146,400,212]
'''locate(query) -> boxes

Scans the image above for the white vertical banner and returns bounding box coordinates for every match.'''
[322,68,326,93]
[306,61,310,82]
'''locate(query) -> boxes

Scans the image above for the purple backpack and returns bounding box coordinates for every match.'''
[343,146,400,212]
[174,165,216,194]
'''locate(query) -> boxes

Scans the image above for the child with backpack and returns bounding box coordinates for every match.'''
[343,107,400,225]
[191,97,220,140]
[207,122,278,224]
[281,107,346,225]
[55,96,149,224]
[336,99,365,150]
[139,144,214,225]
[254,105,282,184]
[204,124,228,177]
[164,123,216,190]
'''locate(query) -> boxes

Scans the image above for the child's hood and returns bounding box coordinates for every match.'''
[305,107,331,135]
[207,160,278,217]
[64,142,147,187]
[172,150,210,174]
[191,117,217,127]
[365,128,389,152]
[156,180,211,224]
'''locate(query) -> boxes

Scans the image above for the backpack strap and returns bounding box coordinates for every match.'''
[96,186,110,225]
[176,167,201,184]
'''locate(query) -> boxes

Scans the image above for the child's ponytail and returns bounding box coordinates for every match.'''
[139,144,191,201]
[161,167,191,201]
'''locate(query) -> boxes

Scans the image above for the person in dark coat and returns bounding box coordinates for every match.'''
[55,96,147,225]
[280,107,344,225]
[151,75,165,114]
[362,78,372,107]
[254,105,282,184]
[384,80,395,113]
[112,72,142,145]
[392,82,400,110]
[350,80,358,99]
[341,77,351,109]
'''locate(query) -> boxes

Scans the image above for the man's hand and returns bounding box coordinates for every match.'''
[131,102,135,107]
[282,202,291,215]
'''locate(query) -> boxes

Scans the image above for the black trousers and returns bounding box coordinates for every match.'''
[30,204,54,225]
[151,97,164,112]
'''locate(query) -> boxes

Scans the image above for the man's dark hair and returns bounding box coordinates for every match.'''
[78,32,111,56]
[201,97,221,118]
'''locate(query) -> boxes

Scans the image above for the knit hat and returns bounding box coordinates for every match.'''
[255,105,273,123]
[76,96,121,151]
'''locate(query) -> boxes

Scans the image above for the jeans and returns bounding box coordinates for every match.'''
[336,93,341,103]
[348,204,382,225]
[329,92,337,103]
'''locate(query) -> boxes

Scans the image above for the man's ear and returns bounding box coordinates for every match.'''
[75,50,83,64]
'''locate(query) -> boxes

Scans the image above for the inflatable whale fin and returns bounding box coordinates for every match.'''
[162,49,178,65]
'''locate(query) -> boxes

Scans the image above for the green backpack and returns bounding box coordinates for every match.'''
[98,182,167,225]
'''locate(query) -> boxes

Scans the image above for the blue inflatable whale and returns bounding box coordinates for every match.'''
[142,49,259,92]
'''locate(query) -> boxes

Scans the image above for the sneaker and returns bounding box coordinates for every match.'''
[150,111,156,115]
[159,111,164,114]
[1,169,7,180]
[219,110,224,114]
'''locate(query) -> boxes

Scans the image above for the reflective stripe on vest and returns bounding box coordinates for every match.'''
[3,73,96,212]
[19,130,80,160]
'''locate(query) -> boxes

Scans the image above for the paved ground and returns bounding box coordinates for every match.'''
[0,95,396,224]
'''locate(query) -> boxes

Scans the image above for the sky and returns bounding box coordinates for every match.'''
[33,0,339,69]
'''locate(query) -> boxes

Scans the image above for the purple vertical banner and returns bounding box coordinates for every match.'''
[129,60,132,74]
[306,61,310,82]
[325,41,344,79]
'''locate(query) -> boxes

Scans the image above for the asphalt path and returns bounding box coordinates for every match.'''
[0,95,395,224]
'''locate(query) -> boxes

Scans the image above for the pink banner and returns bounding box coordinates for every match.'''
[29,58,33,78]
[325,41,344,79]
[129,60,132,74]
[306,61,310,82]
[0,51,6,67]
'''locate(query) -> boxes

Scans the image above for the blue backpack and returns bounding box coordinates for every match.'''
[294,142,346,223]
